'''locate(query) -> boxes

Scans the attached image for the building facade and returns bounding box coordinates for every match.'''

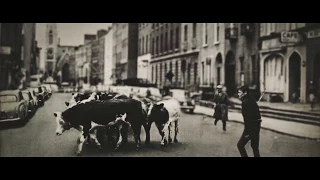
[55,45,77,84]
[259,23,307,103]
[137,23,152,82]
[103,27,113,85]
[0,23,24,90]
[21,23,37,87]
[199,23,260,97]
[112,23,139,83]
[44,23,59,79]
[150,23,182,88]
[150,23,201,90]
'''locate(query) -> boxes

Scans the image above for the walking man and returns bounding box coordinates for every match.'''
[213,85,232,131]
[237,85,262,157]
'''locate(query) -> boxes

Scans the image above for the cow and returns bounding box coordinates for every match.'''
[145,97,181,146]
[54,98,147,156]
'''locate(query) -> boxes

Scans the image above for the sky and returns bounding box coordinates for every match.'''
[36,23,112,47]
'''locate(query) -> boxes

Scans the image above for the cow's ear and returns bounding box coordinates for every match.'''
[65,102,69,107]
[158,103,164,109]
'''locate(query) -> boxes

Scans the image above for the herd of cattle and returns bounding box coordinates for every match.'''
[53,91,181,156]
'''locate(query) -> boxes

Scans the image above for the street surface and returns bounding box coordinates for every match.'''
[1,93,320,157]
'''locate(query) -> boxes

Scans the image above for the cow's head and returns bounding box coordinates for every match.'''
[53,112,72,136]
[65,93,79,108]
[146,103,165,122]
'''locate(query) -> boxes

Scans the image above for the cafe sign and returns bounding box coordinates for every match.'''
[280,31,300,43]
[307,29,320,39]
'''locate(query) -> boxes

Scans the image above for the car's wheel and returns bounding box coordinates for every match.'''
[189,109,194,114]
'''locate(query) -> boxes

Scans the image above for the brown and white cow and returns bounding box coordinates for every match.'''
[145,97,181,146]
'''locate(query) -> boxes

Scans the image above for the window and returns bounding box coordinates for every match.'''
[203,23,208,45]
[165,32,168,52]
[146,35,149,53]
[202,62,205,84]
[152,38,155,55]
[160,34,163,53]
[156,36,159,55]
[187,63,191,84]
[138,38,141,55]
[155,65,158,83]
[217,67,221,85]
[169,61,172,72]
[192,23,197,38]
[151,66,154,83]
[194,62,198,84]
[49,30,53,45]
[160,63,162,84]
[142,37,144,55]
[175,61,179,83]
[170,30,173,51]
[184,25,188,41]
[164,63,167,75]
[215,23,220,42]
[175,27,180,49]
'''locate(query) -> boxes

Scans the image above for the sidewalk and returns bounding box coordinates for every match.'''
[230,97,320,114]
[194,105,320,141]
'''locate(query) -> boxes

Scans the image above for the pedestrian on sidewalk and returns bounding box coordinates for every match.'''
[237,85,262,157]
[309,81,316,111]
[213,85,233,131]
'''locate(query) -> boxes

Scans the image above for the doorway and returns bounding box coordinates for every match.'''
[225,51,236,96]
[314,52,320,102]
[289,52,301,102]
[216,53,223,86]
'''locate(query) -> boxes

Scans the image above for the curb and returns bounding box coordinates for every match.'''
[195,111,320,142]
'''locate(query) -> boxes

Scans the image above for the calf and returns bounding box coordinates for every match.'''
[54,98,147,156]
[145,98,181,146]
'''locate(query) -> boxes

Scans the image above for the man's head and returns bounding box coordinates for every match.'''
[216,85,223,93]
[238,85,249,100]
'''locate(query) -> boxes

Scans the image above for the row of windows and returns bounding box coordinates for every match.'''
[151,27,180,55]
[151,61,198,85]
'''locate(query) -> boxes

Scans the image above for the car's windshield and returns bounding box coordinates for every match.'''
[30,78,38,81]
[0,95,18,103]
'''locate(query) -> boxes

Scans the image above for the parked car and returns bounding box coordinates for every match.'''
[34,87,45,106]
[43,82,58,93]
[27,88,39,108]
[41,86,49,100]
[0,90,29,123]
[42,84,52,97]
[22,90,37,116]
[169,89,196,113]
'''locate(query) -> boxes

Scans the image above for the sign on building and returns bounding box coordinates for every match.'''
[280,31,300,43]
[307,29,320,39]
[0,46,11,55]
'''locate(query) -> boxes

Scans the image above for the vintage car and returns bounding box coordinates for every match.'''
[33,87,45,106]
[41,86,49,100]
[169,89,196,113]
[0,90,29,123]
[27,88,39,108]
[42,84,52,97]
[22,90,37,115]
